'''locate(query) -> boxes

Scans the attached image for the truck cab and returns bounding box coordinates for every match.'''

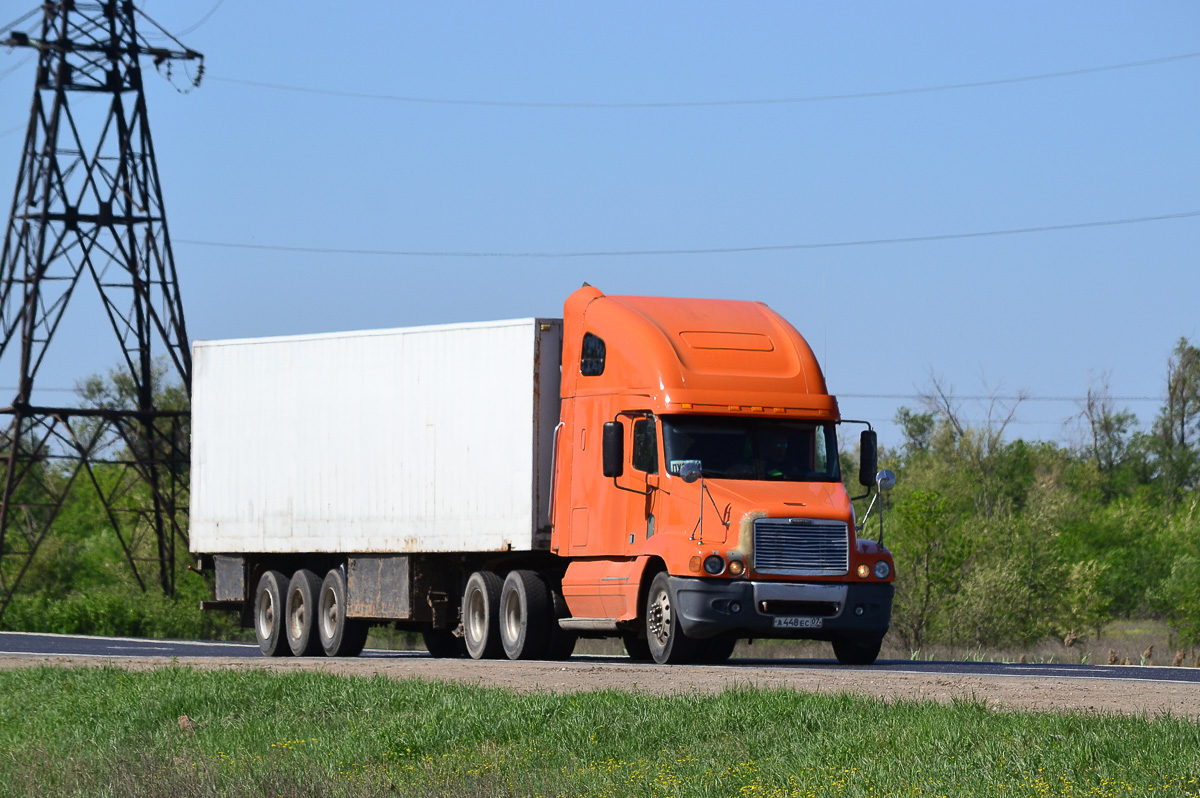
[549,285,894,664]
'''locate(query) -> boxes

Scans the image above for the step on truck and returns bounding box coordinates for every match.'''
[191,284,896,664]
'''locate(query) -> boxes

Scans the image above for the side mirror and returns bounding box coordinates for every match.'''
[858,430,878,487]
[602,421,624,478]
[679,461,702,484]
[876,469,897,492]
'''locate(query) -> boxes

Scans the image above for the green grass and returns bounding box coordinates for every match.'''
[0,666,1197,797]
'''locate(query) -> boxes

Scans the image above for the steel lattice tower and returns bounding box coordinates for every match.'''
[0,1,202,620]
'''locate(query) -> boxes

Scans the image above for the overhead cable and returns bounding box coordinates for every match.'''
[175,209,1200,260]
[176,0,227,37]
[207,50,1200,109]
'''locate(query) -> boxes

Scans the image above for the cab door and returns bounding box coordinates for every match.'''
[623,415,659,555]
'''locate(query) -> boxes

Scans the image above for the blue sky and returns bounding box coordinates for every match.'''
[1,1,1197,448]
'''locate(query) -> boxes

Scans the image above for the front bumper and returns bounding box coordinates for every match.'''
[668,576,893,641]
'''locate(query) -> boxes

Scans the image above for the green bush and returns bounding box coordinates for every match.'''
[1,585,247,641]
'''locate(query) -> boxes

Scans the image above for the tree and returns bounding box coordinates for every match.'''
[1153,338,1200,502]
[888,488,968,652]
[1075,372,1139,499]
[919,375,1027,519]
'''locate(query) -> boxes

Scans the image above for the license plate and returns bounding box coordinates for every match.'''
[773,616,823,629]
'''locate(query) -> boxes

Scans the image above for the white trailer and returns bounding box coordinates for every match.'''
[190,318,565,657]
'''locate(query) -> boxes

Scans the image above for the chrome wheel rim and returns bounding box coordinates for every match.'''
[257,589,275,640]
[648,588,671,648]
[502,588,522,644]
[321,585,338,640]
[289,588,306,639]
[466,587,486,646]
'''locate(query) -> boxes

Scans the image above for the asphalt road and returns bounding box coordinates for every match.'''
[3,630,1198,684]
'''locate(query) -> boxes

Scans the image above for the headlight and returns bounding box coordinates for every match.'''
[728,560,745,576]
[703,555,725,575]
[874,560,891,579]
[856,563,871,579]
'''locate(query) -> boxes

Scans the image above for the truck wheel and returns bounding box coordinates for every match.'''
[254,570,293,657]
[318,568,369,657]
[422,629,467,658]
[500,570,550,660]
[462,571,504,659]
[696,634,738,664]
[546,584,577,661]
[286,569,324,656]
[645,572,698,665]
[832,635,883,665]
[622,633,653,662]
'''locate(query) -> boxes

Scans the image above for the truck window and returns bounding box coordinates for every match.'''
[580,332,606,376]
[661,416,840,483]
[632,417,658,473]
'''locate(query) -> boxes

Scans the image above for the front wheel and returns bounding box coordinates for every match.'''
[644,572,697,665]
[832,635,883,665]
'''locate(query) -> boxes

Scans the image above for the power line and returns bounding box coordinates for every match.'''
[0,8,39,38]
[175,209,1200,260]
[206,50,1200,109]
[176,0,227,36]
[0,54,33,82]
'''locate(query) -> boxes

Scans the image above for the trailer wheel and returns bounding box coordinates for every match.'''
[254,570,293,657]
[318,568,369,657]
[645,572,697,664]
[499,570,550,660]
[286,569,324,656]
[832,635,882,665]
[462,571,504,659]
[546,583,577,661]
[422,629,467,658]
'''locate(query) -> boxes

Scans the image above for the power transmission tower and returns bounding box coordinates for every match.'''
[0,2,203,621]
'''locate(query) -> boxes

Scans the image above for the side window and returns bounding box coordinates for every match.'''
[632,417,658,474]
[580,332,606,376]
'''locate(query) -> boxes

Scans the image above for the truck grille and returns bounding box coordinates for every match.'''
[753,518,849,576]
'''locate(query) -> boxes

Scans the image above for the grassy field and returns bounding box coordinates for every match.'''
[0,666,1197,797]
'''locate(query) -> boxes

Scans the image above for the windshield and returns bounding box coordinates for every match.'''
[661,415,840,483]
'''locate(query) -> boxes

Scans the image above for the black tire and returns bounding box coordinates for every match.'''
[622,633,653,662]
[645,572,698,664]
[422,629,467,658]
[254,570,293,657]
[500,570,551,660]
[286,569,324,657]
[832,635,883,665]
[696,634,738,664]
[318,568,369,657]
[545,582,577,661]
[462,570,504,659]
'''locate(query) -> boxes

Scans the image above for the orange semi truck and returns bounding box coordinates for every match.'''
[191,285,895,664]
